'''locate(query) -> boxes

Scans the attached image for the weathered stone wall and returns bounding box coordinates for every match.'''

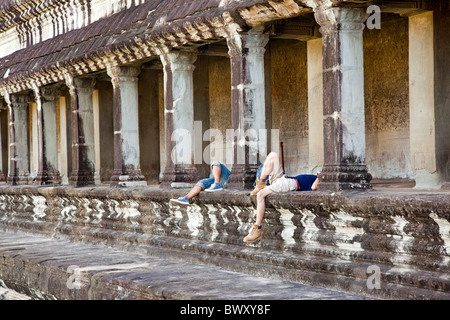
[138,67,161,184]
[0,186,448,299]
[193,38,311,176]
[270,39,309,176]
[95,80,114,184]
[431,2,450,183]
[158,70,166,181]
[208,55,232,168]
[364,14,411,180]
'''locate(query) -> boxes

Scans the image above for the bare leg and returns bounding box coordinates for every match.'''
[211,164,221,183]
[311,177,319,191]
[185,186,202,200]
[186,165,221,199]
[255,187,272,226]
[260,152,279,179]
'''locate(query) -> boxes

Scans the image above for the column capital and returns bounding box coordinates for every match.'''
[226,27,269,57]
[73,76,96,88]
[64,73,96,98]
[106,64,141,86]
[160,49,198,72]
[73,77,96,96]
[40,86,60,103]
[314,6,368,35]
[9,92,30,107]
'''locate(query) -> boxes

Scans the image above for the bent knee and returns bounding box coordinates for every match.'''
[266,152,278,159]
[256,189,270,201]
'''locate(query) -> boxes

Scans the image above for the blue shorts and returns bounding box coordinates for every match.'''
[195,161,231,190]
[288,174,317,191]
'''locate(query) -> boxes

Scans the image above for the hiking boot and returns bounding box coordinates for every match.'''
[250,178,266,196]
[243,224,262,243]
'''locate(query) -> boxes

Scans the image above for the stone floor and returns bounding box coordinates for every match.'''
[0,230,371,301]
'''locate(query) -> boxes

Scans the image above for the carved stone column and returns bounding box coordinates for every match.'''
[160,50,198,188]
[7,93,30,185]
[65,74,96,186]
[408,11,441,188]
[226,27,269,189]
[0,104,6,182]
[32,85,61,185]
[107,64,146,186]
[314,6,372,191]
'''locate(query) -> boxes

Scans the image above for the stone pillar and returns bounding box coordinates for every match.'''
[314,6,372,191]
[193,55,211,179]
[408,11,441,188]
[6,93,30,185]
[160,50,198,188]
[226,27,269,189]
[106,64,146,187]
[138,64,162,185]
[0,106,6,182]
[58,95,70,185]
[92,88,102,185]
[32,85,61,185]
[307,38,324,173]
[65,74,96,186]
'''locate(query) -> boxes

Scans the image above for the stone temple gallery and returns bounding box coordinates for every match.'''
[0,0,448,300]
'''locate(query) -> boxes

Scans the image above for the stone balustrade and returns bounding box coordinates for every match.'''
[0,185,448,299]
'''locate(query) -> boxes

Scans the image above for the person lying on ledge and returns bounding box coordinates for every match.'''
[170,161,231,206]
[244,152,320,243]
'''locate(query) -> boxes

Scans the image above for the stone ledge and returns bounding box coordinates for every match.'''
[0,184,449,299]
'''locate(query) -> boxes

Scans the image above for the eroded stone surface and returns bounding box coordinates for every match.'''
[0,185,449,299]
[0,230,370,300]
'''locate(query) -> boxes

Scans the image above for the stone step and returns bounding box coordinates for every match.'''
[0,230,370,301]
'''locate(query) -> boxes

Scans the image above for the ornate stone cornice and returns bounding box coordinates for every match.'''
[0,0,68,32]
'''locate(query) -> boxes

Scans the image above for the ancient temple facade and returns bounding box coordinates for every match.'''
[0,0,449,190]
